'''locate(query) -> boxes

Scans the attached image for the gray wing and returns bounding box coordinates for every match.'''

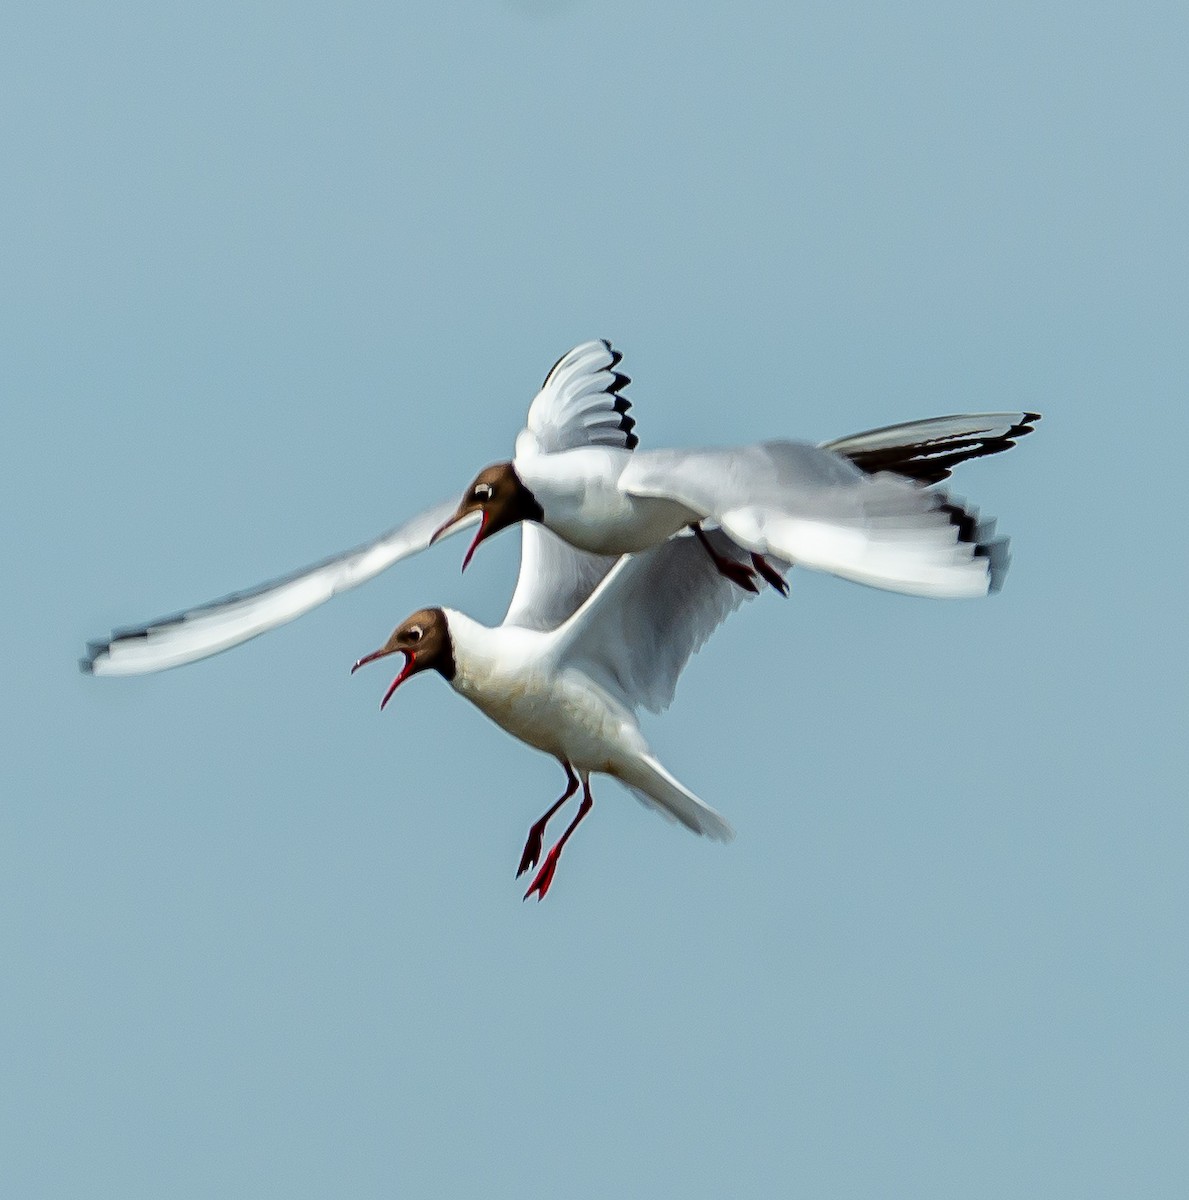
[81,498,473,676]
[554,530,772,714]
[619,442,1005,600]
[823,412,1041,484]
[501,523,618,631]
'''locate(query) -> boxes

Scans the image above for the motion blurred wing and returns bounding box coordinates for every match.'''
[82,499,474,676]
[620,442,1006,600]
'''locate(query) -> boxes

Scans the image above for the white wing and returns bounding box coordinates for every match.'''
[554,529,771,714]
[619,442,1005,600]
[499,339,642,630]
[514,339,637,458]
[502,524,618,631]
[82,499,475,676]
[824,411,1041,484]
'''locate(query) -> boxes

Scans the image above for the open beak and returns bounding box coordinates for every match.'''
[429,505,474,545]
[351,646,416,710]
[430,507,488,571]
[459,511,490,572]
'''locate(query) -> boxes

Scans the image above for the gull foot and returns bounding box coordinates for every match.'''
[524,848,561,901]
[516,822,548,878]
[523,784,593,901]
[516,766,579,877]
[714,556,760,593]
[751,552,789,596]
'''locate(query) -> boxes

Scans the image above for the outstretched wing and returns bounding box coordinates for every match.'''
[554,530,770,715]
[619,442,1005,600]
[515,339,637,458]
[81,499,473,676]
[823,412,1040,484]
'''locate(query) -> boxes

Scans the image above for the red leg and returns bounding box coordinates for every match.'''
[751,552,789,597]
[517,762,579,878]
[524,776,595,902]
[692,524,759,593]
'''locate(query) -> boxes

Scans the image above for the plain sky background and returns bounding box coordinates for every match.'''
[3,1,1187,1196]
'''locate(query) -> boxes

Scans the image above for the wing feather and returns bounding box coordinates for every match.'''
[499,340,642,630]
[554,530,769,714]
[823,412,1041,483]
[516,339,637,456]
[502,524,618,632]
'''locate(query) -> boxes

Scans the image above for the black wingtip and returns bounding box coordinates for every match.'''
[981,537,1012,593]
[940,501,979,545]
[79,642,106,674]
[846,411,1043,484]
[1008,411,1042,440]
[109,626,149,641]
[936,494,1009,593]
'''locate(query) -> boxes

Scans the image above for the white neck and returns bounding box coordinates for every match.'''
[441,609,549,693]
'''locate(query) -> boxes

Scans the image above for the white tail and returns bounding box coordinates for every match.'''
[618,755,735,842]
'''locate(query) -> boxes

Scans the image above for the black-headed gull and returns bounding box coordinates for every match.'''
[81,340,1038,675]
[435,340,1039,599]
[351,526,764,900]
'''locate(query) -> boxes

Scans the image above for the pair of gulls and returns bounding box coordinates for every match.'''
[83,341,1039,900]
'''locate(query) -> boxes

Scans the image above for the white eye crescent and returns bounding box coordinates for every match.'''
[407,626,423,642]
[474,483,493,501]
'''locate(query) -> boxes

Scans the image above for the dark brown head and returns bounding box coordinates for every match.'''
[430,462,545,571]
[350,607,456,709]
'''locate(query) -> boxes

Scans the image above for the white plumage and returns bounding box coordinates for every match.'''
[358,524,757,897]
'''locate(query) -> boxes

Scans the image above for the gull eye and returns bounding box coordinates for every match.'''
[407,626,423,643]
[473,482,493,501]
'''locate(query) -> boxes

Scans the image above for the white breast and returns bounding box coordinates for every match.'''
[444,612,646,772]
[517,446,698,554]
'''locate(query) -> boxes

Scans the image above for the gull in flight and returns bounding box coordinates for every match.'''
[81,340,1038,675]
[435,340,1038,599]
[351,526,767,900]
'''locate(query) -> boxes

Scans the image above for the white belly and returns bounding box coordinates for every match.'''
[456,663,644,773]
[547,491,698,554]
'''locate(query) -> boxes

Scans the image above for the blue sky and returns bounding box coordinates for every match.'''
[4,1,1187,1196]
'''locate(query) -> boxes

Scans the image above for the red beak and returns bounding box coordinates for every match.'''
[460,511,490,573]
[351,647,416,710]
